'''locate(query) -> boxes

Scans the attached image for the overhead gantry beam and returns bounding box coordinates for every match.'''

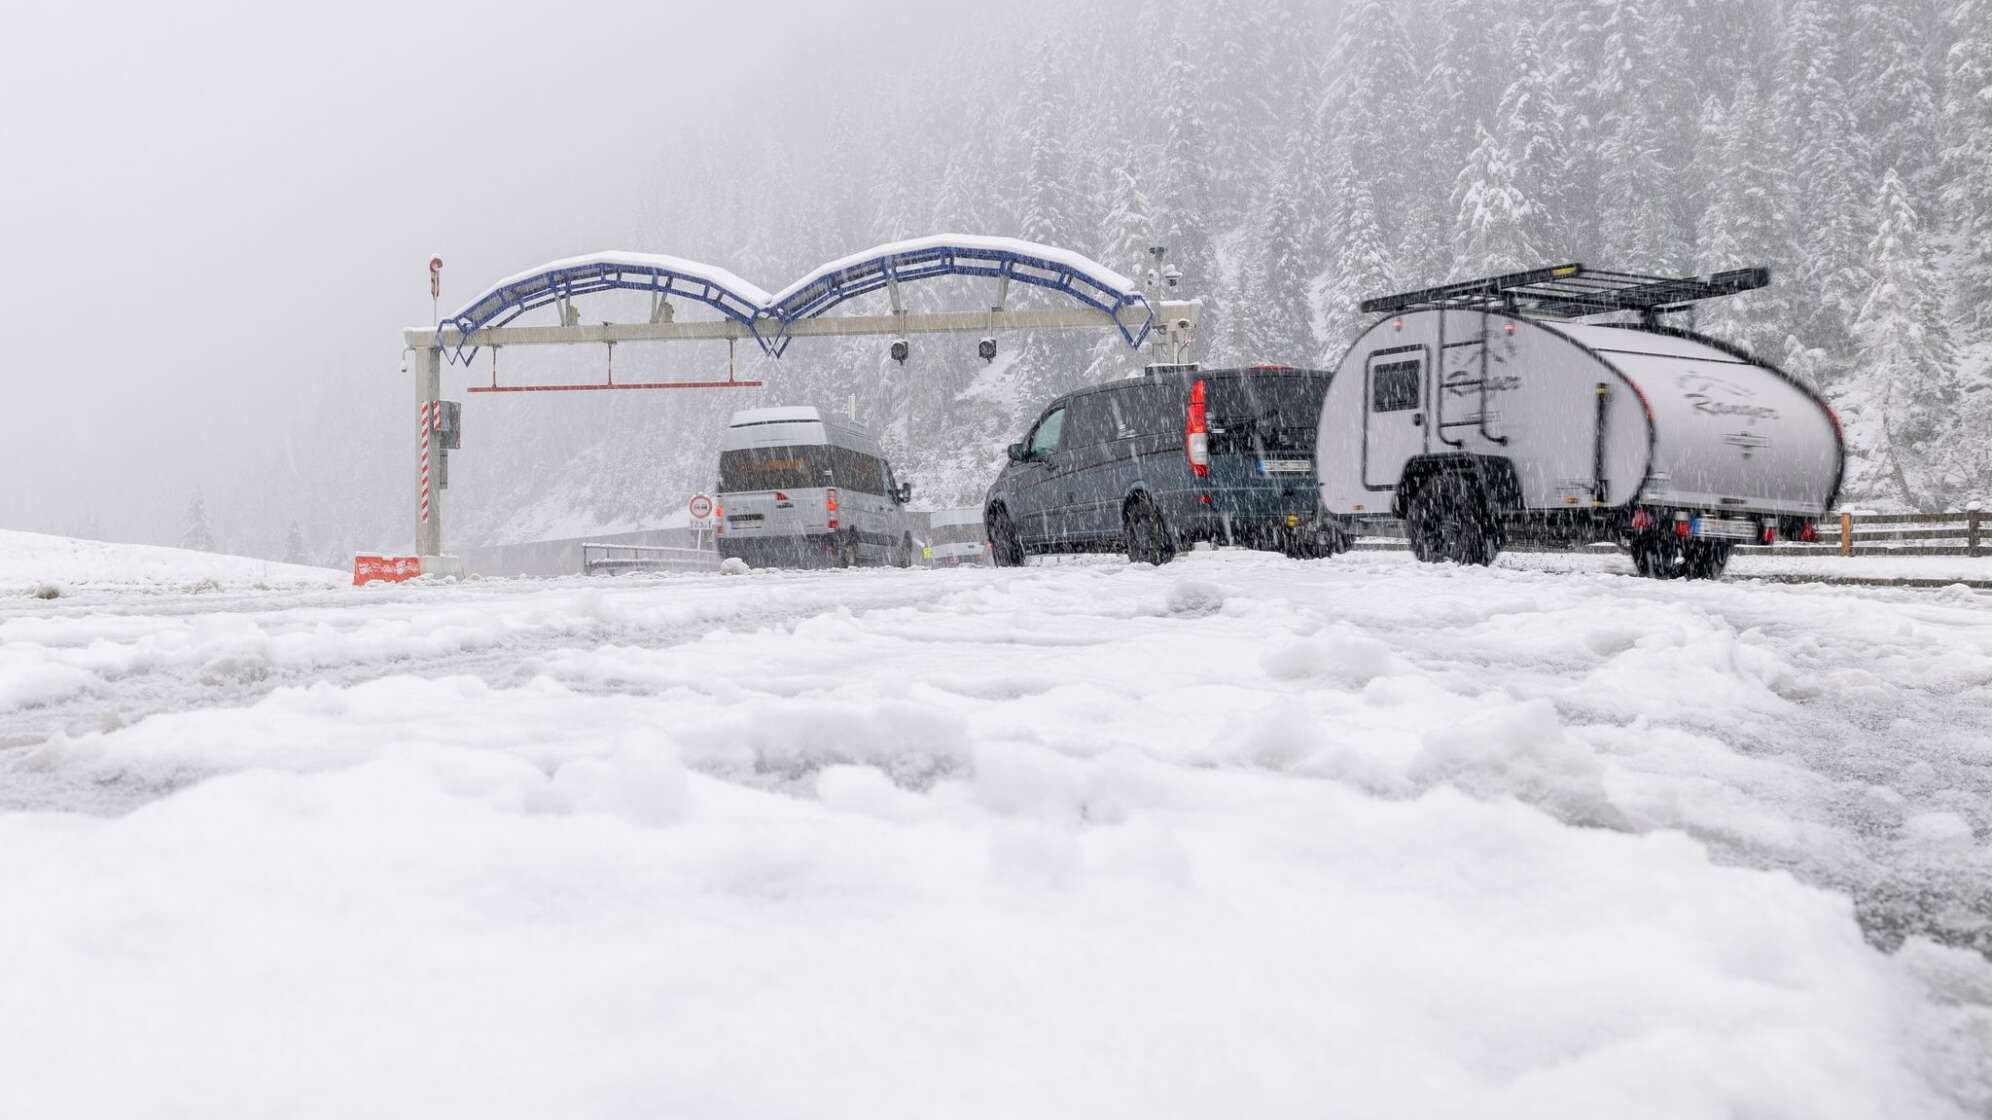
[401,301,1196,352]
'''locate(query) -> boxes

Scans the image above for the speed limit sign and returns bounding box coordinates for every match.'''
[689,494,714,520]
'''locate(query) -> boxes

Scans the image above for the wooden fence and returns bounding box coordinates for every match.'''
[1789,509,1986,557]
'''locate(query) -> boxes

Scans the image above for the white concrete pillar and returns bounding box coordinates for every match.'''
[415,345,442,557]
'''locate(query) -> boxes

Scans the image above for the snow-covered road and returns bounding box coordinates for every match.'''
[4,552,1990,1116]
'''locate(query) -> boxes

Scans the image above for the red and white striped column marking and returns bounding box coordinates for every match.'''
[419,401,433,526]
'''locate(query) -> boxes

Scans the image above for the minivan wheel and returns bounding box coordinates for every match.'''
[1124,495,1177,566]
[987,506,1026,568]
[1406,472,1499,566]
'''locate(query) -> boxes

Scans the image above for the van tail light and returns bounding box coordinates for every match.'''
[1674,511,1692,539]
[714,502,724,535]
[825,487,839,531]
[1796,521,1816,543]
[1760,523,1778,545]
[1185,379,1210,478]
[1630,508,1653,531]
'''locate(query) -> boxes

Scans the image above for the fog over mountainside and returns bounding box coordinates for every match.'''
[42,0,1992,559]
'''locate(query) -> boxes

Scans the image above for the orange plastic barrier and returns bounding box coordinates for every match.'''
[352,554,423,586]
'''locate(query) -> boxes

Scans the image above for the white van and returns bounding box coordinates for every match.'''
[926,506,992,567]
[715,406,916,568]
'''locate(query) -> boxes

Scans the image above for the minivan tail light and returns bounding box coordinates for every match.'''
[1185,379,1210,477]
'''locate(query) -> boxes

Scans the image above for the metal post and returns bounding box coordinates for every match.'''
[415,344,443,557]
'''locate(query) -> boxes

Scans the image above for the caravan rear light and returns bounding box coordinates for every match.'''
[1630,508,1653,531]
[1796,521,1817,543]
[1674,511,1692,539]
[1185,379,1210,477]
[1761,524,1778,545]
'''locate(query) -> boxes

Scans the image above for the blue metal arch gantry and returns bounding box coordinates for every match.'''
[762,235,1155,356]
[436,252,775,363]
[435,237,1155,363]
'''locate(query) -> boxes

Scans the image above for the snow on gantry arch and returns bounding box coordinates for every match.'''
[762,234,1156,355]
[436,252,776,363]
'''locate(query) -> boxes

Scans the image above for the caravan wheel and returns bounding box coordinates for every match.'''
[1630,537,1732,580]
[1406,473,1500,566]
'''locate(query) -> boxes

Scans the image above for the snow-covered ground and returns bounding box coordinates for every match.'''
[3,548,1989,1116]
[0,529,346,597]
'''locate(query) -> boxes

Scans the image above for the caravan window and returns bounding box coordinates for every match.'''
[1371,359,1422,412]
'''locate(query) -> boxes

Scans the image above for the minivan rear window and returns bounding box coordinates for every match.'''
[1206,373,1331,428]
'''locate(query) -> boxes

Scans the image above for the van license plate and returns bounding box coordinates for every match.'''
[1260,459,1310,474]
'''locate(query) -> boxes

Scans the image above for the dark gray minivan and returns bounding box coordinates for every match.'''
[984,365,1346,565]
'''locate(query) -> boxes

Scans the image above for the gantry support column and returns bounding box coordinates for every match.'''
[414,344,443,557]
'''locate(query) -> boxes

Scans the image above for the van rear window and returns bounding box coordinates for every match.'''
[720,445,890,493]
[720,446,833,491]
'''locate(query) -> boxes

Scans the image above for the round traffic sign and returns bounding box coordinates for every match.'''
[689,493,714,519]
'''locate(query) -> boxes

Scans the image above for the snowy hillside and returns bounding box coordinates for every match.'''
[0,530,346,596]
[273,0,1984,551]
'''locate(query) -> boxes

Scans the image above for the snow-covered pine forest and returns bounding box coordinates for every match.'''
[259,0,1992,557]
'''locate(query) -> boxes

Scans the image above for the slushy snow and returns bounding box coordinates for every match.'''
[2,547,1989,1117]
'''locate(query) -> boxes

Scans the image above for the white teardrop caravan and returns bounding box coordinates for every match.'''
[1313,265,1845,579]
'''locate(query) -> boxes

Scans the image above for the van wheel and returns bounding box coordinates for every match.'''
[987,506,1026,568]
[827,533,856,569]
[894,534,914,568]
[1124,495,1177,566]
[1406,473,1500,566]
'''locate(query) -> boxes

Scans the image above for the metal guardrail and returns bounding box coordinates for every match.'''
[580,542,721,576]
[1349,508,1987,558]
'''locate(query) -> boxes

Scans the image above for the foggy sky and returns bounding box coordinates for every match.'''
[0,0,981,542]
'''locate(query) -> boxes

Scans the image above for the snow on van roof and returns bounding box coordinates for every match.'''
[728,406,823,427]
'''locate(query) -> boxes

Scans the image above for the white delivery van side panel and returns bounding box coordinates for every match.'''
[1555,325,1841,516]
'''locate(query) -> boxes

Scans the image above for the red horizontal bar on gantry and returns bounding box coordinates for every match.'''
[466,380,764,393]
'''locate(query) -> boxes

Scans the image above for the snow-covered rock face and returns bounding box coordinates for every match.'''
[1,551,1989,1115]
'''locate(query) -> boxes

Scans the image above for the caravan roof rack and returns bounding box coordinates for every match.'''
[1359,263,1770,320]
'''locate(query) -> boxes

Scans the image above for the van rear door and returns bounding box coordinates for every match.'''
[718,445,833,538]
[1205,370,1333,470]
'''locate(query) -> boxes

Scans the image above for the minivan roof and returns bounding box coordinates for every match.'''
[722,405,884,457]
[1068,365,1331,401]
